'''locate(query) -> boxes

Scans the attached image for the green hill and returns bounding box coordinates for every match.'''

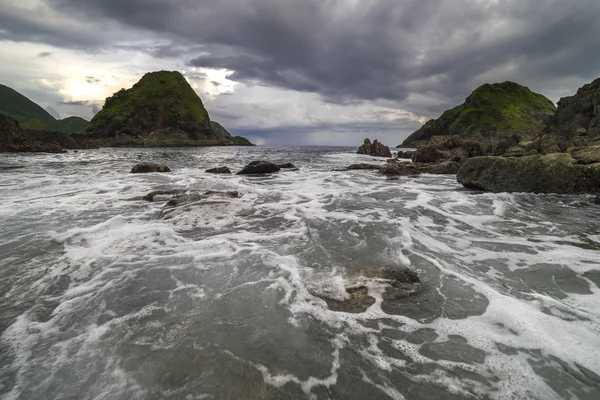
[401,81,556,147]
[49,116,89,134]
[0,84,55,123]
[0,84,89,134]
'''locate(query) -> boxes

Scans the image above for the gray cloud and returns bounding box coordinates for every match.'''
[38,51,52,58]
[2,0,600,143]
[86,76,100,84]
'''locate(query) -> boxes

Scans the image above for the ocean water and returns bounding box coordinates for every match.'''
[0,146,599,400]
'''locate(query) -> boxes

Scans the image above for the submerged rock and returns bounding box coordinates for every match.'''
[457,154,600,194]
[357,138,393,158]
[237,161,281,175]
[320,287,376,314]
[319,266,421,314]
[131,162,171,173]
[205,166,232,174]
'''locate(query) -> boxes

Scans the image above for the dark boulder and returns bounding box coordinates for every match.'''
[457,154,600,194]
[319,287,376,314]
[130,162,171,173]
[594,195,600,204]
[427,161,461,175]
[357,138,393,158]
[347,163,383,170]
[206,166,232,174]
[237,161,281,175]
[380,161,421,176]
[412,145,447,163]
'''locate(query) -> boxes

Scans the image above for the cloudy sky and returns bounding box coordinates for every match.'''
[1,0,599,145]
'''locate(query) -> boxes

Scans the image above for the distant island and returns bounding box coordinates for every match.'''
[0,70,253,152]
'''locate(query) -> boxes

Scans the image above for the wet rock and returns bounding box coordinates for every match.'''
[143,189,185,202]
[412,136,484,164]
[237,161,281,175]
[457,154,600,194]
[205,166,231,174]
[595,195,600,204]
[319,286,376,313]
[347,163,383,170]
[130,162,171,173]
[396,150,415,159]
[278,163,297,169]
[427,161,461,175]
[412,145,447,163]
[357,138,393,158]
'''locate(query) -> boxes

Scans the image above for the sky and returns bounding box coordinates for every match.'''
[1,0,599,146]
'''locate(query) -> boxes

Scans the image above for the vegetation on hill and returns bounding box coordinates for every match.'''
[0,84,89,134]
[0,84,55,122]
[87,70,213,140]
[401,82,556,147]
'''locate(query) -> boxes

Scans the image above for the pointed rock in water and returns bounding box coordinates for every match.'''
[130,162,171,173]
[357,138,392,158]
[206,166,232,174]
[237,161,281,175]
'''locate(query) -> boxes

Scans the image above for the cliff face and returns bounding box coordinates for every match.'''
[534,77,600,154]
[402,82,556,147]
[0,114,77,153]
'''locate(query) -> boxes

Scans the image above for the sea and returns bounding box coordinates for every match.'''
[0,146,599,400]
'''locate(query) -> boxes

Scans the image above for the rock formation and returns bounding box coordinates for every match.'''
[357,138,392,157]
[86,71,253,147]
[206,167,232,174]
[130,162,171,173]
[237,161,281,175]
[457,154,600,194]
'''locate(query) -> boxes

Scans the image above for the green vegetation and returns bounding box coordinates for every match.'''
[0,84,89,134]
[49,116,89,134]
[0,84,55,122]
[87,71,213,141]
[402,81,556,147]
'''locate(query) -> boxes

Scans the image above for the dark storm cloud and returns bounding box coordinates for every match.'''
[6,0,600,119]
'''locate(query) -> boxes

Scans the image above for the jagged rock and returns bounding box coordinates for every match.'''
[130,162,171,173]
[206,166,232,174]
[397,150,414,159]
[347,163,383,170]
[357,138,392,158]
[278,163,297,169]
[237,161,281,175]
[533,77,600,153]
[319,287,375,313]
[457,154,600,194]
